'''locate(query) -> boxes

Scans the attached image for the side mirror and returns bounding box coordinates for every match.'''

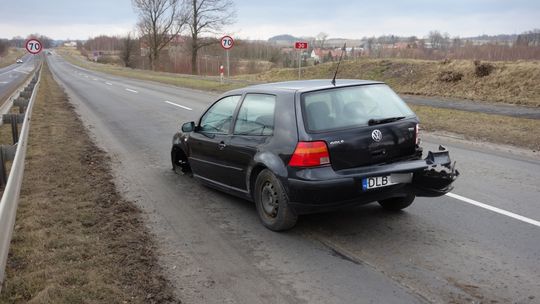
[181,121,195,133]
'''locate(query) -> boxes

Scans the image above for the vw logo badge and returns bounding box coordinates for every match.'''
[372,129,382,142]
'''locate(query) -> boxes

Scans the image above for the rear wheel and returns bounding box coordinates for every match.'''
[254,169,297,231]
[378,194,415,211]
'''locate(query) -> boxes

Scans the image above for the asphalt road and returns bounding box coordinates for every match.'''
[402,95,540,120]
[47,53,540,304]
[0,54,37,102]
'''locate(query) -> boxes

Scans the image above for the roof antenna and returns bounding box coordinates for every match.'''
[331,43,346,86]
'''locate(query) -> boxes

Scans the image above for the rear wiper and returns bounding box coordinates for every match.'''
[368,116,406,126]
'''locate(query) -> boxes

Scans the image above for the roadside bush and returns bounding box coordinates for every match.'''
[474,60,494,77]
[440,58,452,65]
[438,70,463,82]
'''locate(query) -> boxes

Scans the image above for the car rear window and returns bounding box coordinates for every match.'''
[301,84,414,132]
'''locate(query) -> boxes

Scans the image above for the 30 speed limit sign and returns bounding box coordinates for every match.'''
[220,36,234,50]
[25,39,42,54]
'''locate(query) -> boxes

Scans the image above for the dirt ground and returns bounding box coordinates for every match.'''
[0,63,178,303]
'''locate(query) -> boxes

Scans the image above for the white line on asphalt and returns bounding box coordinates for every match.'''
[0,81,9,84]
[105,82,113,86]
[125,88,138,93]
[446,192,540,228]
[164,100,192,110]
[92,78,98,81]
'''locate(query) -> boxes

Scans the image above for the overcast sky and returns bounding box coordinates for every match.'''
[0,0,538,40]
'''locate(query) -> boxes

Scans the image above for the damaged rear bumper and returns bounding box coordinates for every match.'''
[412,146,459,197]
[286,146,459,214]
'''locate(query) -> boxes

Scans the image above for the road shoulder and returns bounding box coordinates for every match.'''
[0,62,177,303]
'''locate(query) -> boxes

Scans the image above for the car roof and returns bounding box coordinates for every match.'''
[226,79,385,95]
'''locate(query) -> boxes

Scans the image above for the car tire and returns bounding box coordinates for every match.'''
[378,194,416,211]
[254,169,298,231]
[171,147,191,175]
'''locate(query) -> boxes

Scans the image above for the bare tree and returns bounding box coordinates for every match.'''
[315,32,328,49]
[132,0,186,70]
[185,0,236,74]
[121,33,138,67]
[27,34,53,48]
[428,30,444,49]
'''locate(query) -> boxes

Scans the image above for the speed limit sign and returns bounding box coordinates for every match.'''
[25,39,42,54]
[220,36,234,50]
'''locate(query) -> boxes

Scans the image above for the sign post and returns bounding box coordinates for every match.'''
[220,36,234,79]
[25,38,43,55]
[294,41,308,79]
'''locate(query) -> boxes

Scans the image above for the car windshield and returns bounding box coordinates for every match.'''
[301,84,414,132]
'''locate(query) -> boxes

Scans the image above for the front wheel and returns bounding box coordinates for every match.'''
[254,169,298,231]
[171,147,191,175]
[378,194,416,211]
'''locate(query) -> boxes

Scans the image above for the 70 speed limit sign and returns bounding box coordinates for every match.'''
[220,36,234,50]
[25,39,43,54]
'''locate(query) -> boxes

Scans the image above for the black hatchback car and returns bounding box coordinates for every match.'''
[171,80,458,231]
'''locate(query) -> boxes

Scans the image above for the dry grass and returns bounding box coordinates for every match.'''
[0,48,25,69]
[0,62,177,303]
[242,58,540,107]
[57,47,244,92]
[411,104,540,151]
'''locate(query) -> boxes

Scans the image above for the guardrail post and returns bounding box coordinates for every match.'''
[14,98,29,114]
[2,114,25,144]
[0,145,17,189]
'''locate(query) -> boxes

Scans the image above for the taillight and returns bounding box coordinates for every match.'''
[415,124,420,145]
[289,141,330,167]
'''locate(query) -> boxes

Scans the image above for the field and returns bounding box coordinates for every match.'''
[241,58,540,107]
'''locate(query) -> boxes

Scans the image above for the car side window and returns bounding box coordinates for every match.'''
[199,95,241,134]
[233,94,276,136]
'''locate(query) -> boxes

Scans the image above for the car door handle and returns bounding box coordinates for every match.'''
[218,141,226,150]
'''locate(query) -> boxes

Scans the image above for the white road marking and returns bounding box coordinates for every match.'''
[125,88,138,93]
[13,69,30,74]
[446,192,540,228]
[105,82,113,86]
[164,100,192,111]
[0,81,9,84]
[0,71,13,76]
[92,78,98,81]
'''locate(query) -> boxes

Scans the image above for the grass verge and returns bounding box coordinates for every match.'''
[0,62,177,303]
[57,47,244,92]
[411,104,540,151]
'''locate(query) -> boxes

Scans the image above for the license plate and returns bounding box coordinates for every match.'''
[362,175,397,190]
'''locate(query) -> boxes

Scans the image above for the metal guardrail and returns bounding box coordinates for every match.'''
[0,66,37,123]
[0,61,42,290]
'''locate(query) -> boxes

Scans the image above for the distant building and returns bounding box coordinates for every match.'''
[311,48,345,61]
[63,41,77,47]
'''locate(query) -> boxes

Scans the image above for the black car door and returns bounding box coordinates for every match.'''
[188,95,242,185]
[227,94,277,191]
